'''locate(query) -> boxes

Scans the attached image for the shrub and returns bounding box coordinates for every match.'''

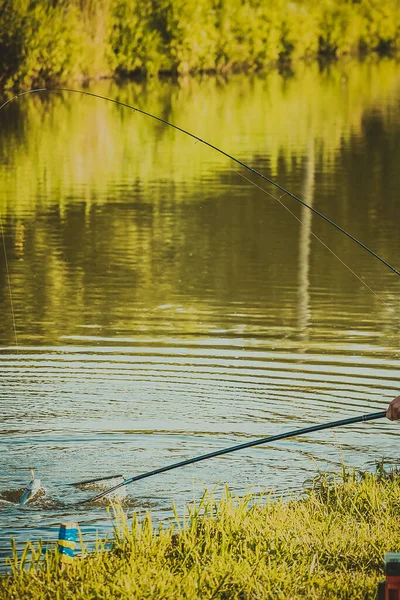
[0,0,400,90]
[0,0,84,89]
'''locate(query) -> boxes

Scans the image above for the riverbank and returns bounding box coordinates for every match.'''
[1,468,400,599]
[1,0,399,91]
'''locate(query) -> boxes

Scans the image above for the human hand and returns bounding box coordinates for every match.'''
[386,395,400,420]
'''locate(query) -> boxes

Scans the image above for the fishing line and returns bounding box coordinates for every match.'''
[0,214,18,347]
[75,410,386,504]
[0,86,399,278]
[233,170,394,311]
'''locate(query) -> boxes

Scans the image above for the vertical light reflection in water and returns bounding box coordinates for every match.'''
[297,137,315,339]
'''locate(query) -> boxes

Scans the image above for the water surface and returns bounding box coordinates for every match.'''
[0,59,399,566]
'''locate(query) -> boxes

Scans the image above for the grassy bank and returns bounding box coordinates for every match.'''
[0,0,399,90]
[1,468,400,599]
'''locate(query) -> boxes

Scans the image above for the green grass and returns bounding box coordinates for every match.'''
[1,466,400,599]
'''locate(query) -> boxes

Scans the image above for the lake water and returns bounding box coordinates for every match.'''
[0,59,399,567]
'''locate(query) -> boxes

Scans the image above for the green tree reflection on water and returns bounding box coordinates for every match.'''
[0,59,399,347]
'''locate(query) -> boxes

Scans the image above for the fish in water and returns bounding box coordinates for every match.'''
[19,470,42,505]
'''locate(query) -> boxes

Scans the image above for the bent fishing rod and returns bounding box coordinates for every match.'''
[75,410,386,504]
[1,87,399,278]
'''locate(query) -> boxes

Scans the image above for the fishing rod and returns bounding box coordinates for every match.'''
[75,410,387,504]
[1,87,399,277]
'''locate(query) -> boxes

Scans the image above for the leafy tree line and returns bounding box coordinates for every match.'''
[0,0,399,89]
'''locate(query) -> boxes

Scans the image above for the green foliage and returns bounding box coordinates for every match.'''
[1,468,400,598]
[317,0,363,56]
[156,0,220,74]
[359,0,400,52]
[76,0,114,79]
[0,0,84,89]
[110,0,165,76]
[0,0,25,87]
[280,3,320,61]
[0,0,399,89]
[216,0,284,69]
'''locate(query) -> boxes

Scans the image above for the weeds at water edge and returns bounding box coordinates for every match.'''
[1,465,400,599]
